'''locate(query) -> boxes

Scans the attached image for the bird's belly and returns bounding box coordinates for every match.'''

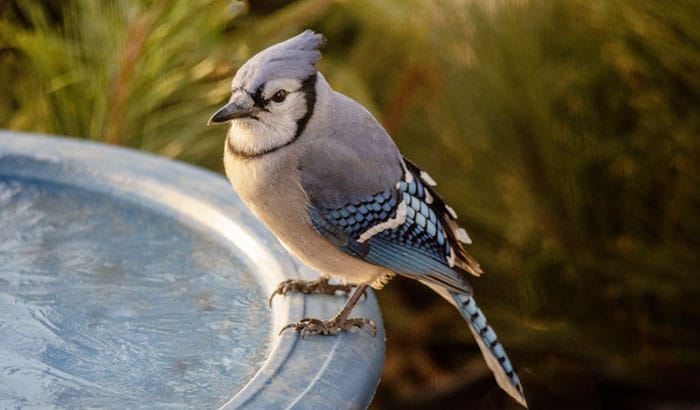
[277,230,388,285]
[224,146,386,285]
[247,194,387,285]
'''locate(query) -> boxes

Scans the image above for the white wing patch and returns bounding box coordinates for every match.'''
[445,204,458,219]
[447,248,456,268]
[419,170,437,186]
[455,227,472,244]
[357,201,408,243]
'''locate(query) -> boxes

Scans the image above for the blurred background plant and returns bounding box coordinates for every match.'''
[2,0,700,408]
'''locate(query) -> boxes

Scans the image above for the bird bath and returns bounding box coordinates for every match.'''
[0,131,384,409]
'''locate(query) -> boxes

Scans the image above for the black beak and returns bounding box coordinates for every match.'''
[207,92,255,125]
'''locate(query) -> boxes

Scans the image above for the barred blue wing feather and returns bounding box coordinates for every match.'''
[307,158,479,293]
[402,158,482,277]
[303,151,527,406]
[307,206,369,258]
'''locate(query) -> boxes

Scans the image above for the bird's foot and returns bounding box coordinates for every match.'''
[279,315,377,338]
[269,277,354,306]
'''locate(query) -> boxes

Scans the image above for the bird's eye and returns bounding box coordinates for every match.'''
[271,89,288,103]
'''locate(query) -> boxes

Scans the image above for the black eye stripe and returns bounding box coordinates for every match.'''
[250,86,292,108]
[251,85,267,108]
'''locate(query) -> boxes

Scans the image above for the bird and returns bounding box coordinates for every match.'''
[208,30,527,407]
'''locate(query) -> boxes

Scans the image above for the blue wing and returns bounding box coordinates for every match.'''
[308,158,478,293]
[306,158,526,406]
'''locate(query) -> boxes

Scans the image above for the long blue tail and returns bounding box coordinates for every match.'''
[450,291,527,407]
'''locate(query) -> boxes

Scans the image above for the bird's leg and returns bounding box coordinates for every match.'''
[268,277,354,307]
[279,284,376,337]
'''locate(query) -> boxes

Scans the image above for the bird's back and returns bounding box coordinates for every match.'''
[298,85,404,209]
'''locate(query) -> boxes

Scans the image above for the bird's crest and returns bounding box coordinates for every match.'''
[232,30,325,92]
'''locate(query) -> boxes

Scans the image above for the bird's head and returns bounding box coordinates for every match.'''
[209,30,324,157]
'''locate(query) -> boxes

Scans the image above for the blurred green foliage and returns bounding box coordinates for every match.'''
[2,0,700,408]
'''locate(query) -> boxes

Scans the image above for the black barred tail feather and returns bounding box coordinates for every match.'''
[452,291,528,407]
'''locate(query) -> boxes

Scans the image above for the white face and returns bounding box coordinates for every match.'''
[227,78,308,156]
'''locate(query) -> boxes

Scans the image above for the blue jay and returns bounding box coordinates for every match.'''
[209,30,527,407]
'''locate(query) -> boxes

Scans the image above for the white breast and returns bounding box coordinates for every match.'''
[222,136,388,286]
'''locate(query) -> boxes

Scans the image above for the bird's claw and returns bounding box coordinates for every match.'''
[279,316,377,338]
[268,278,355,307]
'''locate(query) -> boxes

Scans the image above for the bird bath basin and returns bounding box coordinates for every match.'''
[0,131,384,409]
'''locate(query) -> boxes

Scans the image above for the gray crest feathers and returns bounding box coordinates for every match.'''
[232,30,325,91]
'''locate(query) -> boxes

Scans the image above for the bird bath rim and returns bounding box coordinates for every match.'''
[0,131,385,409]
